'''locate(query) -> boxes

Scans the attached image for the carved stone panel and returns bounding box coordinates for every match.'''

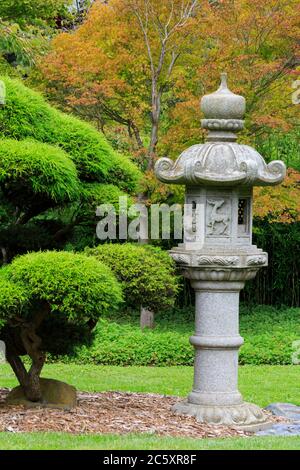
[184,195,205,247]
[237,197,251,237]
[205,197,231,238]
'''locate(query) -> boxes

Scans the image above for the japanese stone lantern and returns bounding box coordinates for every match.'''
[0,80,5,106]
[155,73,286,430]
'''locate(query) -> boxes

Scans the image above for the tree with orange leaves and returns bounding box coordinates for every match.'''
[254,168,300,223]
[161,0,300,157]
[42,0,299,164]
[41,0,203,169]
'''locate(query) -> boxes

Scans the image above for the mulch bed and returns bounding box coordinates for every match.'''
[0,388,281,439]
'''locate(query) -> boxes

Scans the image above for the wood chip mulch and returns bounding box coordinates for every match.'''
[0,388,281,439]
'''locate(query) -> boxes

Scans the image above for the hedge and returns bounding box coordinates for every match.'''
[47,305,300,366]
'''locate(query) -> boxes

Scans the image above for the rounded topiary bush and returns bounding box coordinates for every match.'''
[0,77,142,263]
[0,250,123,402]
[4,251,123,321]
[0,76,141,190]
[86,243,179,313]
[0,138,79,205]
[0,278,27,328]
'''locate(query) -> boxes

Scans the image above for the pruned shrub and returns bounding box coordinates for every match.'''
[86,243,179,313]
[0,76,141,190]
[0,138,79,205]
[0,250,123,402]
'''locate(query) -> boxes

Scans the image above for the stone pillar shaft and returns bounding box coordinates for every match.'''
[189,283,244,406]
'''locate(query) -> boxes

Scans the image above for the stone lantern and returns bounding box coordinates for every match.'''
[0,80,5,106]
[155,73,286,430]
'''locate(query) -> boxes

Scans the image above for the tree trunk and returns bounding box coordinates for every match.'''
[4,304,49,402]
[147,84,161,170]
[5,337,29,391]
[20,304,49,402]
[131,121,144,149]
[20,322,46,402]
[137,81,160,317]
[0,247,8,265]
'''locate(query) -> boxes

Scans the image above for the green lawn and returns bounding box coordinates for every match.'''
[1,363,299,407]
[0,432,300,450]
[0,363,299,450]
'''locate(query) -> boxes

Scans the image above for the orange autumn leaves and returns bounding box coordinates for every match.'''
[254,168,300,222]
[42,0,300,154]
[40,0,300,223]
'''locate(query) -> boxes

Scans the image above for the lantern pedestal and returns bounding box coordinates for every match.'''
[171,262,270,430]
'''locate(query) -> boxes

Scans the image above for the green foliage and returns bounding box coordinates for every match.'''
[0,221,65,257]
[0,276,27,327]
[256,131,300,171]
[0,1,70,71]
[86,243,179,312]
[0,76,141,190]
[1,251,123,324]
[0,0,70,25]
[239,305,300,365]
[0,251,123,394]
[0,138,79,205]
[80,183,133,208]
[0,20,41,69]
[0,139,79,261]
[0,77,141,262]
[242,221,300,306]
[64,318,193,366]
[47,305,300,366]
[56,183,134,252]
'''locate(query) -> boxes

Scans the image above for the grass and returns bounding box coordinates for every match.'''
[0,363,300,407]
[0,432,300,450]
[0,363,299,449]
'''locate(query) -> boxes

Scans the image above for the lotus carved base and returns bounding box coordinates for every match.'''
[173,400,272,432]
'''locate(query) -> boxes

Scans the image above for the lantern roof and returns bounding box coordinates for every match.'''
[155,73,286,187]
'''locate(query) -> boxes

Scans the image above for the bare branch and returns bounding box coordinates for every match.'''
[167,50,181,78]
[131,0,155,76]
[164,0,175,36]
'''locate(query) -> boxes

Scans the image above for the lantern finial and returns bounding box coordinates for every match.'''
[200,73,246,141]
[220,72,228,88]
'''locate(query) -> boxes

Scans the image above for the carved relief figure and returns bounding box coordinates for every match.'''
[207,199,230,235]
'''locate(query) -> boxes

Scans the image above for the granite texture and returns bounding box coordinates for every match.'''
[155,74,286,187]
[173,400,268,431]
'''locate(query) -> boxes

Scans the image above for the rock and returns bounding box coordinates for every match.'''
[6,378,77,410]
[255,403,300,436]
[265,403,300,422]
[256,423,300,436]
